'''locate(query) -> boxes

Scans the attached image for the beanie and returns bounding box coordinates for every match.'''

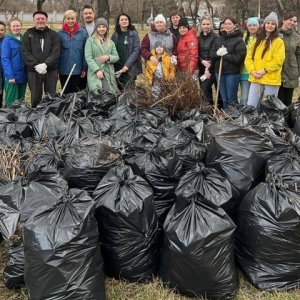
[154,14,166,24]
[154,40,164,49]
[94,17,108,29]
[264,12,278,27]
[247,17,259,27]
[178,18,190,29]
[33,10,48,19]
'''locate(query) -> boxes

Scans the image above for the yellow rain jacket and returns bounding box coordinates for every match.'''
[145,49,175,86]
[245,37,285,86]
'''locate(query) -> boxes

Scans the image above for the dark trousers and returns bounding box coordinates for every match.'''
[59,74,81,95]
[77,74,87,90]
[277,85,294,107]
[199,72,223,109]
[28,70,57,108]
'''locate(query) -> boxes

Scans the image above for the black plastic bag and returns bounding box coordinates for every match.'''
[125,147,182,226]
[93,165,159,282]
[266,153,300,186]
[259,95,288,123]
[160,192,238,299]
[63,141,122,194]
[175,162,238,217]
[235,175,300,291]
[205,122,274,199]
[23,189,106,300]
[0,170,68,289]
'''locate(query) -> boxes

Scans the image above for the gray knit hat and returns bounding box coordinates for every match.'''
[264,12,278,27]
[94,17,108,29]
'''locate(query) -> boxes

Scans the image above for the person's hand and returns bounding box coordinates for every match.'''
[171,55,177,65]
[98,55,110,63]
[8,79,16,84]
[35,63,47,74]
[150,55,159,66]
[96,70,104,79]
[81,70,86,78]
[202,60,211,69]
[204,69,211,79]
[251,71,262,79]
[216,47,228,56]
[122,66,129,72]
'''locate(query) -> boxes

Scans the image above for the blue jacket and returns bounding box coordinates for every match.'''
[2,34,27,83]
[111,30,142,76]
[58,26,88,75]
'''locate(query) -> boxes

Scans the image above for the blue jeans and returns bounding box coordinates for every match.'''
[216,73,239,108]
[240,80,250,106]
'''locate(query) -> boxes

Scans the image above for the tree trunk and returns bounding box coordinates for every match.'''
[97,0,110,20]
[37,0,46,11]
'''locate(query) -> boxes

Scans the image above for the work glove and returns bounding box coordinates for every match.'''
[216,47,228,56]
[171,55,177,65]
[115,70,123,78]
[35,63,47,74]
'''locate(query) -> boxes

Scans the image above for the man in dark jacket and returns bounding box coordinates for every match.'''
[21,10,60,108]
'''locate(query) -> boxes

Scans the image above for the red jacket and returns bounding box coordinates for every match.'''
[177,28,199,74]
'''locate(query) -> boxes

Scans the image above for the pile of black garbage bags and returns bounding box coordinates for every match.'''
[0,90,300,299]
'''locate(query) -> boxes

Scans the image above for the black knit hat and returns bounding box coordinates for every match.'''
[33,11,48,18]
[178,18,190,29]
[154,40,164,49]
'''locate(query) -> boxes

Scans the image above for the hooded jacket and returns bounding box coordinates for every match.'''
[245,37,285,86]
[210,29,246,75]
[85,36,119,95]
[21,26,60,72]
[177,27,198,74]
[58,24,88,75]
[140,24,178,60]
[279,28,300,88]
[2,34,27,83]
[145,49,175,85]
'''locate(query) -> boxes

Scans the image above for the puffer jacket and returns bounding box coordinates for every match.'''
[21,26,60,72]
[145,49,175,85]
[111,29,142,76]
[245,37,285,86]
[177,28,198,74]
[210,29,246,74]
[2,34,27,83]
[58,25,87,75]
[140,25,178,60]
[279,28,300,88]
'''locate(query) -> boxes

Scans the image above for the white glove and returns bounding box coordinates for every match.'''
[35,63,47,74]
[216,47,228,56]
[171,55,177,65]
[115,70,123,78]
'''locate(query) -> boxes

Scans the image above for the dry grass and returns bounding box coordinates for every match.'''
[1,243,300,300]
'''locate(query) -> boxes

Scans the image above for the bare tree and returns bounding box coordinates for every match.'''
[37,0,46,10]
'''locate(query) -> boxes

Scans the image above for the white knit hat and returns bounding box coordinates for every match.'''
[154,14,166,24]
[264,12,278,27]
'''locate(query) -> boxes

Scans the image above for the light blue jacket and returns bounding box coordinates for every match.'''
[2,34,27,83]
[58,27,88,75]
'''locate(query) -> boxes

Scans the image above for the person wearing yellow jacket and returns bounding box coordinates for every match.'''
[145,40,175,99]
[245,12,285,108]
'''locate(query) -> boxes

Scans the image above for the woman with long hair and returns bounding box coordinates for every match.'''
[210,16,246,108]
[197,15,219,105]
[277,11,300,106]
[58,10,87,94]
[2,17,27,106]
[240,17,259,105]
[85,18,119,95]
[111,13,142,91]
[245,12,285,108]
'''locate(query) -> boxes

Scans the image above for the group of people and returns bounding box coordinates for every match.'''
[0,8,299,109]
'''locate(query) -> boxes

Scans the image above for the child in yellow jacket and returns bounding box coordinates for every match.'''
[145,40,175,100]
